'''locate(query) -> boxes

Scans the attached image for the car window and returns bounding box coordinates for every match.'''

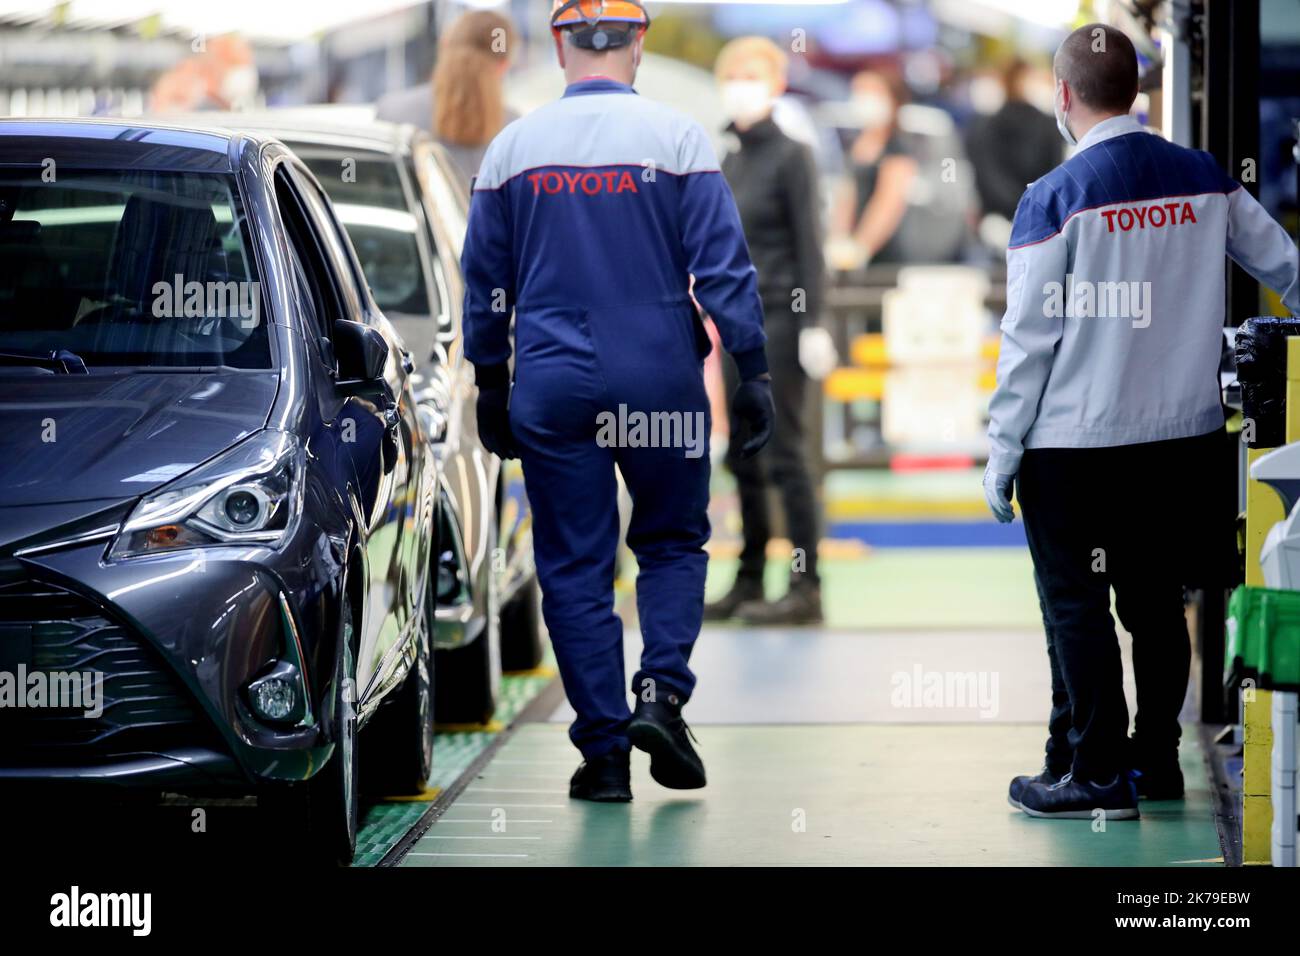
[288,160,377,321]
[273,165,342,347]
[409,146,470,350]
[297,150,435,320]
[0,168,270,369]
[419,145,468,260]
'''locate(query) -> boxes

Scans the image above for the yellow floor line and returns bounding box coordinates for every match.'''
[504,665,557,679]
[382,786,444,804]
[705,538,871,560]
[827,499,991,519]
[435,719,506,734]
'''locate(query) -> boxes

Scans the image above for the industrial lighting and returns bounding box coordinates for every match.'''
[0,0,428,43]
[935,0,1076,30]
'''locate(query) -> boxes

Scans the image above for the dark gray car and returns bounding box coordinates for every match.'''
[179,110,543,725]
[0,119,441,864]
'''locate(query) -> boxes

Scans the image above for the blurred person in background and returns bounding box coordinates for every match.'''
[831,70,917,265]
[377,9,517,183]
[149,33,259,114]
[704,36,826,627]
[966,59,1062,246]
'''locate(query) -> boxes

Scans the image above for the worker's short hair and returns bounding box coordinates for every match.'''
[714,36,789,84]
[1054,22,1139,113]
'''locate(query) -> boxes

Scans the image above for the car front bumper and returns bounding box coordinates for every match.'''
[0,510,351,793]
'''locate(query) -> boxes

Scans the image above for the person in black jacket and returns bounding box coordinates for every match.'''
[704,36,826,626]
[965,60,1063,223]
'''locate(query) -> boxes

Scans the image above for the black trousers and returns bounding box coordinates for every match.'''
[1035,571,1074,779]
[722,320,820,585]
[1017,431,1228,783]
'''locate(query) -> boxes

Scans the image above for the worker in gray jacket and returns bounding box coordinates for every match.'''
[986,23,1300,820]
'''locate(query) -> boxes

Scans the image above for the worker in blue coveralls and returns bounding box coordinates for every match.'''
[460,0,774,802]
[986,23,1300,820]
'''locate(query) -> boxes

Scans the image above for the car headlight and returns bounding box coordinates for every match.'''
[109,430,305,559]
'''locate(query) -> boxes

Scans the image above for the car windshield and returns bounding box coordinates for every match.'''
[0,169,269,370]
[298,151,433,317]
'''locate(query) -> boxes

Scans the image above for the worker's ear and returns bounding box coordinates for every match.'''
[633,28,646,69]
[553,30,567,69]
[1057,77,1071,113]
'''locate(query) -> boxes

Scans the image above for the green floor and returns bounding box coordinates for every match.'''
[399,722,1220,867]
[352,666,556,867]
[704,549,1042,630]
[390,545,1222,867]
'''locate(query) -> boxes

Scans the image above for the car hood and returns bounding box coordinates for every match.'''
[0,370,279,507]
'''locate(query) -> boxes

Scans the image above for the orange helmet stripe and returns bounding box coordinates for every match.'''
[551,1,650,28]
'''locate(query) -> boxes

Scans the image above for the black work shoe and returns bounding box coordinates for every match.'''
[569,749,632,802]
[736,582,823,626]
[1019,772,1139,820]
[703,576,765,622]
[1133,761,1185,800]
[1008,768,1064,809]
[626,691,706,789]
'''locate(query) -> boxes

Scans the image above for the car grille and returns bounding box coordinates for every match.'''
[0,576,210,760]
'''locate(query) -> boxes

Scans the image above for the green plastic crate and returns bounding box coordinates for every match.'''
[1227,585,1300,690]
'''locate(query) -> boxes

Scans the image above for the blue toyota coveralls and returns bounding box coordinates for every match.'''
[461,77,768,758]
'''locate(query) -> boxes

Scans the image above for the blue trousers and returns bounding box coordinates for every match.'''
[509,302,712,758]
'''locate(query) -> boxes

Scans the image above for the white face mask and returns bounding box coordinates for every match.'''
[1023,81,1056,116]
[852,91,892,130]
[1054,82,1077,146]
[968,75,1005,116]
[221,64,259,108]
[721,80,773,126]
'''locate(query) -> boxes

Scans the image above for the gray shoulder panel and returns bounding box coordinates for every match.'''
[475,94,719,190]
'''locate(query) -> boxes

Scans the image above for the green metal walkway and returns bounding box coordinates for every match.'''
[397,722,1219,867]
[383,547,1225,867]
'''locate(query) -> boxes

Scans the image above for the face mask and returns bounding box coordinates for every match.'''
[721,80,772,126]
[968,76,1005,116]
[221,64,259,108]
[1054,82,1077,146]
[852,92,891,130]
[1023,82,1056,116]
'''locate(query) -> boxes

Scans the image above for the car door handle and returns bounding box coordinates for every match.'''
[401,349,416,375]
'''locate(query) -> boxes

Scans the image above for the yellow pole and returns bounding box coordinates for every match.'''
[1243,445,1278,865]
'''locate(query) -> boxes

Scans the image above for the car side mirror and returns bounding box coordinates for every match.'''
[333,319,389,393]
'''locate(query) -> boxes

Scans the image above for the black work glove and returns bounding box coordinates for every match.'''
[731,375,774,460]
[474,364,516,460]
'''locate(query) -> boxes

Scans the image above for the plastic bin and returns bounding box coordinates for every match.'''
[1227,584,1300,690]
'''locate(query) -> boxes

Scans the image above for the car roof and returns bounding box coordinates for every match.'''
[0,117,287,172]
[150,108,419,155]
